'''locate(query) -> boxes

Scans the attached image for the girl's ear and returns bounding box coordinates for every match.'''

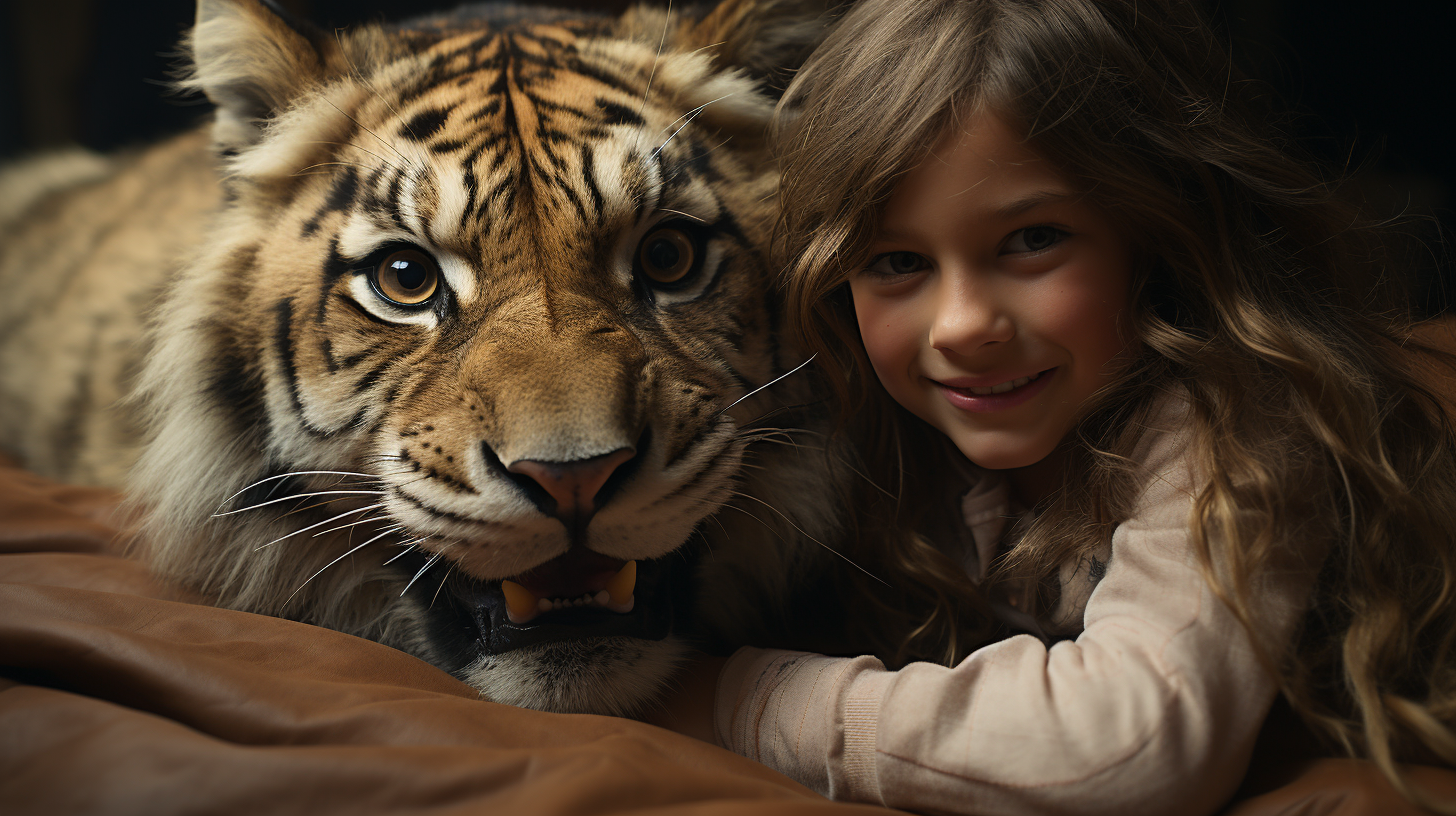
[185,0,340,152]
[684,0,836,97]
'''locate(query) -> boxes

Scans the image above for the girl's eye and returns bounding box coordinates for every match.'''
[1004,226,1067,254]
[370,247,440,306]
[865,251,928,277]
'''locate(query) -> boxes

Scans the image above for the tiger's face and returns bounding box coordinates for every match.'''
[129,0,836,715]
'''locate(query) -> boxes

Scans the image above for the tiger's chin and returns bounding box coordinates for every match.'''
[391,547,697,715]
[456,639,687,716]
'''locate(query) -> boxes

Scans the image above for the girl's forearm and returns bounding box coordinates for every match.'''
[639,654,728,745]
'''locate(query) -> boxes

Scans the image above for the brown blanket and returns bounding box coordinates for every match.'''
[2,456,1452,815]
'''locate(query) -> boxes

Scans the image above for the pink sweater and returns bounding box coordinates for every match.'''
[713,406,1311,815]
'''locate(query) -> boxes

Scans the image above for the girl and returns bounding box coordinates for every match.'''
[649,0,1456,813]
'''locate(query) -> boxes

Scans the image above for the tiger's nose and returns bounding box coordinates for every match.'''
[506,447,636,522]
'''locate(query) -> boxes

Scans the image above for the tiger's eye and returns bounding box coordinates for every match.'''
[638,228,695,285]
[373,248,439,306]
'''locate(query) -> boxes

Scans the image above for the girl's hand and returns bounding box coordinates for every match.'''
[638,653,729,744]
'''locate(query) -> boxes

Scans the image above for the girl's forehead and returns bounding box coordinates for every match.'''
[888,113,1072,214]
[931,112,1037,167]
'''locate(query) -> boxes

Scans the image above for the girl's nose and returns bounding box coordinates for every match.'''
[928,278,1014,354]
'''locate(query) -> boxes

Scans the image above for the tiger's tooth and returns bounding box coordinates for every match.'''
[605,595,635,614]
[606,560,636,606]
[502,580,540,624]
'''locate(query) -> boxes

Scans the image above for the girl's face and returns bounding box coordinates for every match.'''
[850,112,1134,490]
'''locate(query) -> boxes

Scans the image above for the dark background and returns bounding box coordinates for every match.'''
[2,0,1450,308]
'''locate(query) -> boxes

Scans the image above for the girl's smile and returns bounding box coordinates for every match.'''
[850,112,1135,485]
[749,0,1456,798]
[934,367,1055,412]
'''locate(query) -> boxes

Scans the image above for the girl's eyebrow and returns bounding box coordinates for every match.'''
[992,189,1072,219]
[872,188,1076,243]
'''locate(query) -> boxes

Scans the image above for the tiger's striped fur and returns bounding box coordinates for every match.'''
[0,0,847,715]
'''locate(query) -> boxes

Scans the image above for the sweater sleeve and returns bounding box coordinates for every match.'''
[713,427,1311,816]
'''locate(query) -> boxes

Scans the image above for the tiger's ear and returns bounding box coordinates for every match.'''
[684,0,838,97]
[186,0,339,152]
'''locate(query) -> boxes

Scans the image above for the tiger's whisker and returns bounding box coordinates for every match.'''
[383,540,423,566]
[357,526,407,549]
[734,423,803,438]
[655,207,707,223]
[253,503,384,551]
[214,490,383,517]
[715,354,817,418]
[730,491,891,587]
[299,141,403,175]
[285,535,383,605]
[320,95,410,164]
[276,496,382,521]
[738,433,811,451]
[392,473,438,491]
[694,134,734,159]
[291,161,385,178]
[655,91,734,140]
[686,40,726,58]
[431,564,454,609]
[312,513,394,538]
[401,550,445,596]
[735,401,828,430]
[737,426,825,447]
[650,93,737,162]
[635,0,674,121]
[335,28,415,147]
[218,470,381,508]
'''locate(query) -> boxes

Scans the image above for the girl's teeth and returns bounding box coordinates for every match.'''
[965,372,1039,396]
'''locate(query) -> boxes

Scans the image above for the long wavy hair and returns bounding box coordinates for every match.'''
[775,0,1456,805]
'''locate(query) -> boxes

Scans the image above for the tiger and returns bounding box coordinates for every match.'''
[0,0,853,716]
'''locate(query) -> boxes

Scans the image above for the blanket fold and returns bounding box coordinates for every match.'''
[1,456,1450,815]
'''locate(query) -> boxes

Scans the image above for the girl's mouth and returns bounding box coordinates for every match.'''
[936,368,1056,413]
[962,372,1039,395]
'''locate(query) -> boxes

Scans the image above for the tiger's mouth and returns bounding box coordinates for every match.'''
[499,550,638,624]
[395,546,687,660]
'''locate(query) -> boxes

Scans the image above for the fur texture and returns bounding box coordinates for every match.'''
[0,0,846,716]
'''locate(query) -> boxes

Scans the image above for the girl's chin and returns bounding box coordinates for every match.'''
[945,433,1061,473]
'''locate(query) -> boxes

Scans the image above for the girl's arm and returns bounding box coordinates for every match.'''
[712,424,1311,816]
[640,654,727,744]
